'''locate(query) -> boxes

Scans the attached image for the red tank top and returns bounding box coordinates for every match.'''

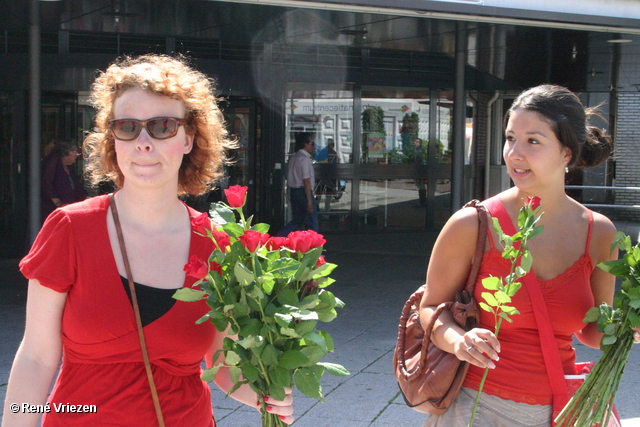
[462,198,595,405]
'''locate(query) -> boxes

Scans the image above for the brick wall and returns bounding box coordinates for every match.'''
[614,92,640,220]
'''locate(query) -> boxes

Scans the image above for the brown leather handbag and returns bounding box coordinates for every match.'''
[393,200,487,414]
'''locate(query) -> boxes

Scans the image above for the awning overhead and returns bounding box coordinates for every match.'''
[214,0,640,34]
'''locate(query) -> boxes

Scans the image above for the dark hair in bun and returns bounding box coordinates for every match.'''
[505,84,612,169]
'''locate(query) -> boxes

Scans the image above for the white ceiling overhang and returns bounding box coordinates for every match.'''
[212,0,640,34]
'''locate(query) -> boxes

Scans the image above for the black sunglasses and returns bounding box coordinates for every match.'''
[108,117,188,141]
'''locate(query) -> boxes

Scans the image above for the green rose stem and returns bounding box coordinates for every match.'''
[468,199,543,427]
[467,244,525,427]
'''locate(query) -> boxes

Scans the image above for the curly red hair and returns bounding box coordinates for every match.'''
[84,54,234,195]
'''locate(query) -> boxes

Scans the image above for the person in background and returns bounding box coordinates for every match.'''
[2,54,293,427]
[326,139,338,164]
[40,139,87,221]
[277,132,318,235]
[420,84,620,426]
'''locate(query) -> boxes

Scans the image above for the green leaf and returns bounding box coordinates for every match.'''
[495,291,512,304]
[479,302,495,314]
[628,309,640,328]
[312,262,337,278]
[316,277,336,289]
[505,282,522,297]
[239,318,263,337]
[602,334,617,346]
[500,305,519,315]
[302,332,328,352]
[298,294,321,310]
[277,287,299,306]
[252,222,271,234]
[278,350,310,369]
[196,313,211,324]
[295,320,318,337]
[229,366,242,384]
[241,363,260,383]
[317,362,350,376]
[520,251,533,273]
[267,385,286,402]
[234,263,255,286]
[498,312,513,323]
[280,327,300,338]
[226,380,245,398]
[603,323,617,336]
[172,288,207,302]
[268,366,292,388]
[209,203,236,225]
[320,330,335,352]
[317,307,338,322]
[259,276,276,294]
[481,292,499,307]
[225,351,241,366]
[222,222,245,239]
[269,258,300,279]
[482,276,501,291]
[211,317,228,332]
[201,364,223,382]
[300,345,326,366]
[236,335,264,349]
[294,368,322,399]
[527,225,544,240]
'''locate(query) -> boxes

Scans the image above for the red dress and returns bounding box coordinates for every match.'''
[20,195,217,426]
[462,197,595,405]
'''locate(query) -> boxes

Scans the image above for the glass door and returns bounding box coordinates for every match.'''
[356,88,474,230]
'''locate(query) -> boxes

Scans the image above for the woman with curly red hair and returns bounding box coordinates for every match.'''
[3,54,294,427]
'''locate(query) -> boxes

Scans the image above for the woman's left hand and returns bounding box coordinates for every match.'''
[633,327,640,344]
[256,387,294,425]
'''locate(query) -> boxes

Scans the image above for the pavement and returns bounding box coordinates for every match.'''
[1,221,640,426]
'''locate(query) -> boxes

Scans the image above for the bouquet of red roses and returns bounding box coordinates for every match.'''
[174,186,348,427]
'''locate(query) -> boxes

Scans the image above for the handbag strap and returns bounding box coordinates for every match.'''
[483,196,569,414]
[109,193,166,427]
[397,200,488,380]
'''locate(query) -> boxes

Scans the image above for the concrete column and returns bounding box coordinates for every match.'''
[451,22,467,212]
[29,0,41,242]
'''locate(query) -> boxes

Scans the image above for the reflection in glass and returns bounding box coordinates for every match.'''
[286,84,354,164]
[317,179,352,232]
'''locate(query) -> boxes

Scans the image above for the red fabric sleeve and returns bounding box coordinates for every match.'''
[20,208,77,293]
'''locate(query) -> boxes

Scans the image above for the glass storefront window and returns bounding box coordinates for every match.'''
[286,84,355,164]
[361,88,430,165]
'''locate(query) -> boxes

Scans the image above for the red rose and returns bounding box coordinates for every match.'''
[526,196,541,210]
[210,261,223,276]
[225,185,249,208]
[316,256,326,268]
[287,230,326,253]
[239,230,269,252]
[266,236,289,251]
[192,212,211,235]
[183,255,209,279]
[287,231,312,253]
[212,230,231,252]
[306,230,327,248]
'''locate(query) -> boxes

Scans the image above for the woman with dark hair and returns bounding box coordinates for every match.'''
[40,139,87,221]
[419,84,630,426]
[3,54,294,427]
